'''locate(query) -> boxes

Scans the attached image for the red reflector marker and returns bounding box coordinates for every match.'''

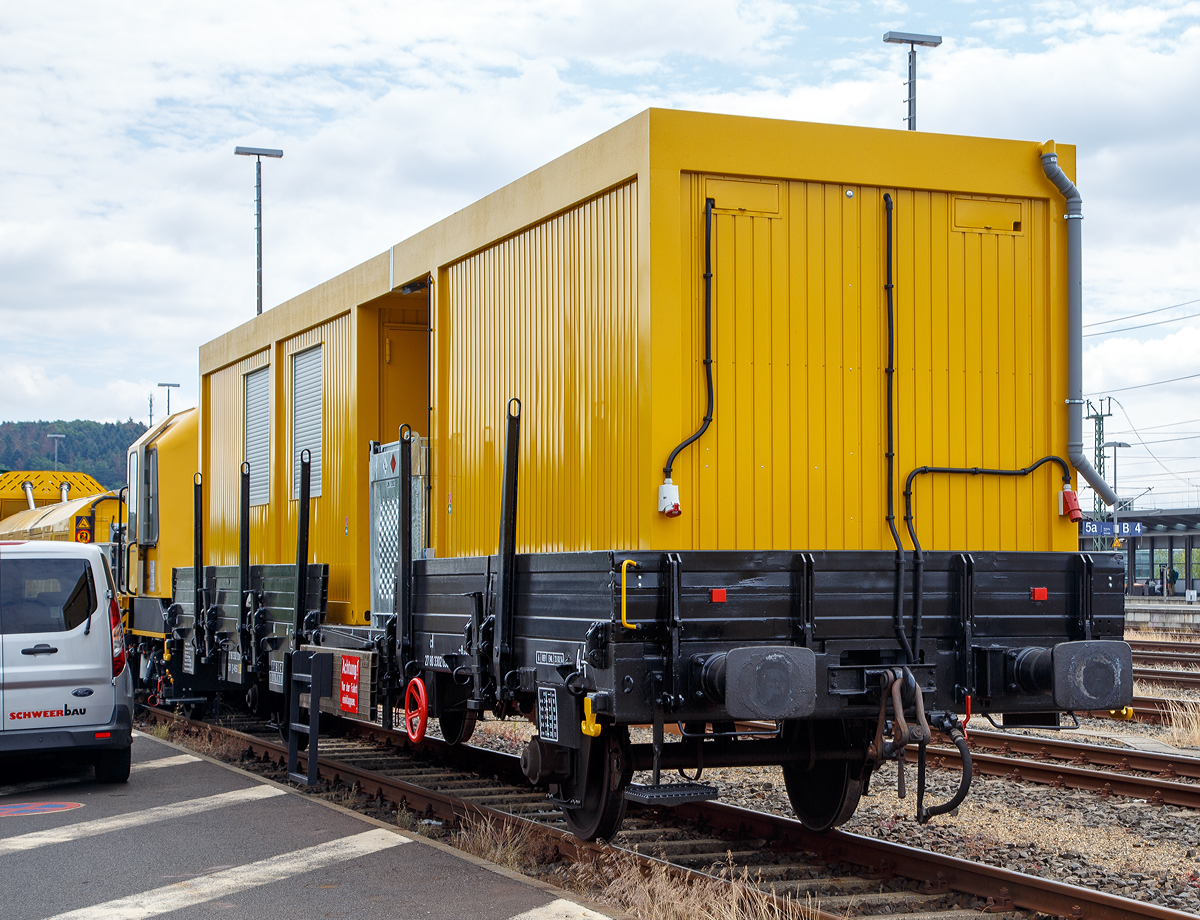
[94,732,111,739]
[710,588,727,603]
[1031,587,1048,602]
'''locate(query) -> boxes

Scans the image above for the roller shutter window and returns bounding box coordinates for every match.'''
[244,366,270,506]
[292,344,323,499]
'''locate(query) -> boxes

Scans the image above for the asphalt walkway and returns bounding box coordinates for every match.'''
[0,731,613,920]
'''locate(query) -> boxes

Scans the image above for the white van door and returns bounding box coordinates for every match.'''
[0,551,116,731]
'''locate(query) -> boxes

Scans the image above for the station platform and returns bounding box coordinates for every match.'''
[0,731,615,920]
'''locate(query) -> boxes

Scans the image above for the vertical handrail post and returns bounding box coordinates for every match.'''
[238,462,251,673]
[493,399,521,696]
[193,474,205,660]
[292,450,312,650]
[398,426,414,676]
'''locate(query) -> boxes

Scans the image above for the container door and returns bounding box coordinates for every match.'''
[381,322,430,439]
[0,554,116,730]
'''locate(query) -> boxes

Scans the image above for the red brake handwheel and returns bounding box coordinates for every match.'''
[404,677,428,743]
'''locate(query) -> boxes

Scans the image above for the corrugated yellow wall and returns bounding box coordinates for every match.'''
[439,181,640,557]
[205,352,270,566]
[204,314,362,624]
[280,313,359,623]
[666,174,1066,553]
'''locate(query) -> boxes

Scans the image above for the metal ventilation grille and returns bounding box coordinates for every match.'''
[292,345,322,498]
[370,446,400,619]
[369,437,428,629]
[244,366,270,505]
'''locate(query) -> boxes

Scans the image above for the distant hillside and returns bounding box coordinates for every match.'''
[0,420,147,490]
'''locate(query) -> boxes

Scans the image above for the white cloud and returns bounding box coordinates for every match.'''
[1,0,1198,506]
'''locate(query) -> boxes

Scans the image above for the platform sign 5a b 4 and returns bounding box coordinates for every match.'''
[1081,521,1143,537]
[340,656,360,713]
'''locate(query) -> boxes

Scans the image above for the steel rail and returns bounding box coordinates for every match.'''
[1128,639,1200,654]
[672,800,1193,920]
[140,706,1193,920]
[1134,666,1200,690]
[927,743,1200,808]
[962,727,1200,780]
[1132,650,1200,668]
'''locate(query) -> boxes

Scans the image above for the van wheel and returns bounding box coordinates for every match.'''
[94,748,131,784]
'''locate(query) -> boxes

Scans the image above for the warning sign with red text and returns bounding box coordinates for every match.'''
[339,656,360,712]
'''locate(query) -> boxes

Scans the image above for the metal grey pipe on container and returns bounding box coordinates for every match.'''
[1039,145,1119,507]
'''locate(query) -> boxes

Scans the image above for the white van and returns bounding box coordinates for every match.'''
[0,541,133,781]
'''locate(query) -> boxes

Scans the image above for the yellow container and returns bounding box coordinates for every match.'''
[198,109,1082,626]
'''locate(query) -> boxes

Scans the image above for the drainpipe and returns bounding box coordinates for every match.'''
[21,481,35,510]
[1039,141,1118,507]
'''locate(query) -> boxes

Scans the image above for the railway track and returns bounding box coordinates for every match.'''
[140,706,1193,920]
[929,726,1200,809]
[1133,668,1200,692]
[1129,639,1200,672]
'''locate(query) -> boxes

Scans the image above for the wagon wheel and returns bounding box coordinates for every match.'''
[439,709,477,746]
[557,725,631,841]
[781,720,866,832]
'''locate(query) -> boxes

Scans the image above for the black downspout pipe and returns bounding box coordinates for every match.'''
[494,399,521,700]
[292,450,312,652]
[192,474,204,659]
[883,193,913,664]
[663,197,716,480]
[238,462,251,669]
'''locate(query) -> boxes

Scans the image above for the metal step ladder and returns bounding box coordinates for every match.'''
[287,649,333,785]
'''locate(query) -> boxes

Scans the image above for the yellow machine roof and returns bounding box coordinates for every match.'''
[0,470,105,502]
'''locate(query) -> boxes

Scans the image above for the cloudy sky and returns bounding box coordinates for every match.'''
[2,1,1198,507]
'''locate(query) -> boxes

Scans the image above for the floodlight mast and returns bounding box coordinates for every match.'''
[883,32,942,130]
[233,146,284,315]
[157,382,180,415]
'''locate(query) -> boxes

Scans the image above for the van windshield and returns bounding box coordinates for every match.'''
[0,558,97,634]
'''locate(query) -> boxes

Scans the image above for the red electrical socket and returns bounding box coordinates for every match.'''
[1059,489,1082,523]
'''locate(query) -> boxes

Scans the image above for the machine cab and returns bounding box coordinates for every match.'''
[123,408,197,636]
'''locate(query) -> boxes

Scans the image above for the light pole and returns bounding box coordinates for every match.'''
[46,433,65,471]
[1103,440,1130,547]
[157,382,180,416]
[233,146,284,315]
[883,32,943,130]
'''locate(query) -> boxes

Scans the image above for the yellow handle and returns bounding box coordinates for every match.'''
[581,696,601,737]
[620,559,640,630]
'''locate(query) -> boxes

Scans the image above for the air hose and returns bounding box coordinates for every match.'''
[916,713,973,824]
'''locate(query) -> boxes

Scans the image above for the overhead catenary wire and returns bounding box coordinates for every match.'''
[1083,296,1200,328]
[1112,416,1200,432]
[1112,398,1200,490]
[1083,309,1200,337]
[1085,370,1200,396]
